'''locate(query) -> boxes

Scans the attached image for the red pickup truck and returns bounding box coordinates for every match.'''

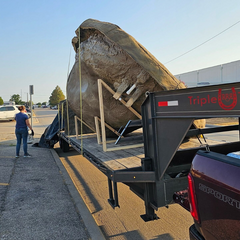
[163,82,240,239]
[176,150,240,240]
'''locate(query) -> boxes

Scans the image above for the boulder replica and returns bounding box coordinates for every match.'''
[66,19,203,136]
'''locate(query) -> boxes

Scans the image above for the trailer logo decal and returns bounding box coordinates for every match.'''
[188,87,239,110]
[158,100,178,107]
[218,87,237,110]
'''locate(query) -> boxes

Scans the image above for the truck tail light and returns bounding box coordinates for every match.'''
[188,173,200,223]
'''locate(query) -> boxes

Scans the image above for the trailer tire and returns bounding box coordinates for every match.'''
[59,138,69,152]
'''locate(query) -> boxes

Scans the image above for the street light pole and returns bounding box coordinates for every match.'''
[30,94,33,127]
[29,85,34,128]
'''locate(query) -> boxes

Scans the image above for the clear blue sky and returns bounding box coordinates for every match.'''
[1,0,240,103]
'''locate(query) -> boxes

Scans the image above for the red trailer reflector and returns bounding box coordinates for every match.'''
[158,100,178,107]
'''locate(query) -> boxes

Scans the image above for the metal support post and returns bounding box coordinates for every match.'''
[107,178,120,209]
[29,85,34,129]
[30,94,33,128]
[140,157,159,221]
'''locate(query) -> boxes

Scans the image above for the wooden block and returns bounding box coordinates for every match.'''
[125,88,143,108]
[113,81,129,100]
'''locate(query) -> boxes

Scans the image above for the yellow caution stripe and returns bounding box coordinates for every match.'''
[0,183,9,186]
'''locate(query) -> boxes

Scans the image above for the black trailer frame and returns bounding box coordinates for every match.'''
[58,82,240,221]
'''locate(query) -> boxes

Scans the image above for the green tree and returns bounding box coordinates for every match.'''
[49,86,65,106]
[0,97,3,105]
[10,94,23,104]
[42,101,47,106]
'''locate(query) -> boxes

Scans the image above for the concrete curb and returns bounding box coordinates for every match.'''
[50,149,106,240]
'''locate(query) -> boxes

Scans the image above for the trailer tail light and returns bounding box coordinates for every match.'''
[188,173,200,223]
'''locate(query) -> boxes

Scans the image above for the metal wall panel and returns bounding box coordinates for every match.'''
[199,65,221,84]
[175,60,240,87]
[175,71,198,88]
[222,61,239,83]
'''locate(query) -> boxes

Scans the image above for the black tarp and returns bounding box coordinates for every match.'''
[36,114,61,148]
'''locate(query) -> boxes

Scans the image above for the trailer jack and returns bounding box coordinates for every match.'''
[108,178,120,208]
[140,211,159,222]
[140,181,159,222]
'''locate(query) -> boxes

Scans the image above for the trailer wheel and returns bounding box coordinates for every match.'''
[59,138,69,152]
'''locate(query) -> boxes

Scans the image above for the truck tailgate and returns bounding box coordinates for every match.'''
[191,151,240,239]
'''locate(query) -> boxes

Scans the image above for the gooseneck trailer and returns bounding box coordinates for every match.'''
[58,82,240,221]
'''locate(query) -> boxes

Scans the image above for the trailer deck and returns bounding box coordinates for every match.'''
[60,131,224,172]
[60,132,144,171]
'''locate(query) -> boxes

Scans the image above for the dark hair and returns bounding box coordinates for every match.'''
[18,105,25,111]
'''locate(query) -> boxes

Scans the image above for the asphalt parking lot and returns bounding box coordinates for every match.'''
[0,118,105,240]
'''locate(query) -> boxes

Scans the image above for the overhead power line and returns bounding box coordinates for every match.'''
[165,20,240,65]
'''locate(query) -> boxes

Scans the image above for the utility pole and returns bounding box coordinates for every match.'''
[25,92,29,106]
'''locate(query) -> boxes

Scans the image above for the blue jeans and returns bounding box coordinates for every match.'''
[15,127,28,156]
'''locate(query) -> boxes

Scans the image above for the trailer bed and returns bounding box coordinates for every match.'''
[62,132,144,171]
[60,131,222,172]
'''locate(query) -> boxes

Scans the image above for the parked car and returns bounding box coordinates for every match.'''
[0,105,31,121]
[25,108,32,118]
[50,106,58,110]
[0,105,19,121]
[27,111,31,118]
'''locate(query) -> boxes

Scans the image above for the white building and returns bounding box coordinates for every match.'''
[175,60,240,88]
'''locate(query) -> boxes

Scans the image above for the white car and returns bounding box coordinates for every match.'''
[0,105,30,121]
[0,105,19,121]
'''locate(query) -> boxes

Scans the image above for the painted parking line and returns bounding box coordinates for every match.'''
[0,183,9,186]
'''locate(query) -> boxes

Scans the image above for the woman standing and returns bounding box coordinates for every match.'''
[15,105,33,158]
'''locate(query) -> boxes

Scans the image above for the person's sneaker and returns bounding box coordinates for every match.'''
[15,155,19,158]
[24,153,31,157]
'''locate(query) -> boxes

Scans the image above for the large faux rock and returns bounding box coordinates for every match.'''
[67,19,201,136]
